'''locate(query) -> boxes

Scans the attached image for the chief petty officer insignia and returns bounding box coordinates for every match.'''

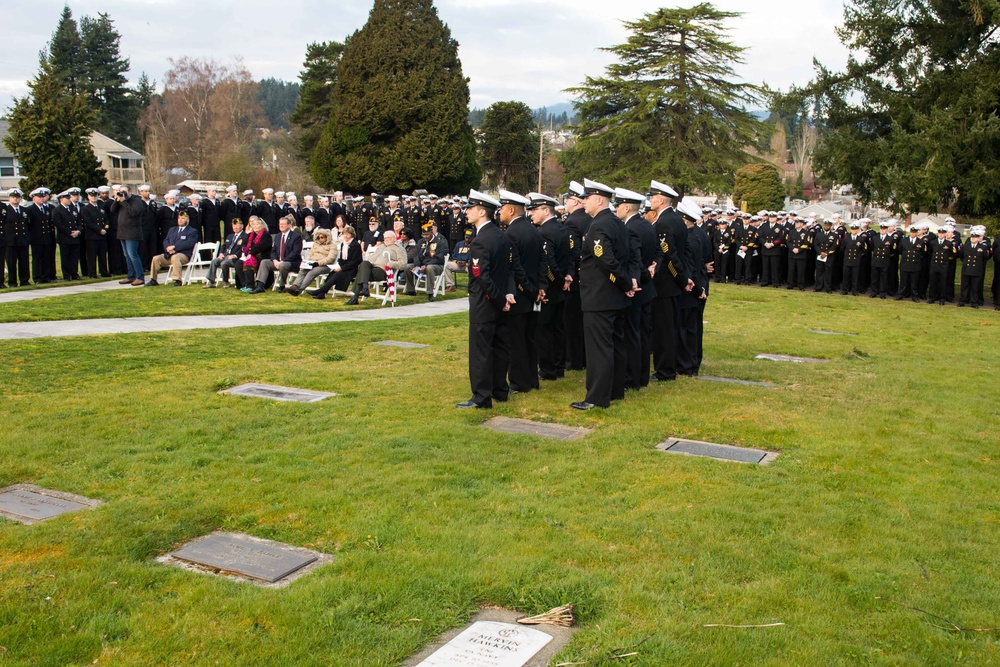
[660,236,669,253]
[593,239,603,258]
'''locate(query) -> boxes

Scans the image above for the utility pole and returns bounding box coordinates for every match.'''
[537,128,544,193]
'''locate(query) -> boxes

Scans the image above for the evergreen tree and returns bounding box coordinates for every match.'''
[128,73,156,145]
[790,0,1000,215]
[79,13,133,144]
[47,5,83,95]
[564,3,765,195]
[5,60,106,192]
[258,78,301,130]
[291,40,347,159]
[732,163,785,212]
[311,0,480,193]
[478,101,538,192]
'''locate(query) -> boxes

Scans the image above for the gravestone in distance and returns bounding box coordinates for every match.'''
[219,383,336,403]
[167,532,321,584]
[656,438,778,465]
[698,375,777,388]
[374,340,429,349]
[808,329,858,336]
[482,416,593,441]
[414,621,553,667]
[0,484,100,524]
[756,353,829,364]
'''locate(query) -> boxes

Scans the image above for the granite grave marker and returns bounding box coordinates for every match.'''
[219,383,336,403]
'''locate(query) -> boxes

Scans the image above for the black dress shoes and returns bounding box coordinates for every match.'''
[456,398,491,409]
[570,401,597,410]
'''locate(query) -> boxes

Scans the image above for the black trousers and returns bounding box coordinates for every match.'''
[318,268,358,294]
[841,265,861,294]
[734,251,751,283]
[536,299,566,380]
[624,299,653,389]
[788,259,807,288]
[960,274,985,306]
[140,227,158,268]
[583,308,626,407]
[888,258,900,295]
[85,238,110,277]
[469,319,510,406]
[564,290,586,370]
[898,270,920,298]
[815,259,833,291]
[761,254,781,286]
[6,245,30,285]
[945,264,957,301]
[32,243,55,282]
[651,296,679,380]
[507,310,539,391]
[870,265,889,296]
[59,242,81,279]
[677,305,701,375]
[927,270,948,302]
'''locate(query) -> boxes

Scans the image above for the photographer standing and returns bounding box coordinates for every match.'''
[110,185,146,286]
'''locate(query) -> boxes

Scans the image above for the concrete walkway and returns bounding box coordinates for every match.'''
[0,297,469,340]
[0,278,138,304]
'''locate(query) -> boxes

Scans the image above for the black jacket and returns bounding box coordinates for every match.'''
[652,207,688,298]
[505,216,547,314]
[468,222,515,324]
[625,213,662,305]
[538,216,572,304]
[580,208,636,312]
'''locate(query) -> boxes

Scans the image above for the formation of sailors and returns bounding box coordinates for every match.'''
[707,209,997,309]
[458,179,712,411]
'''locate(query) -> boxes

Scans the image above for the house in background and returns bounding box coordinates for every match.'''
[0,119,147,195]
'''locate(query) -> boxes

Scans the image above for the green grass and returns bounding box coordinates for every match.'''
[1,285,998,666]
[0,277,468,323]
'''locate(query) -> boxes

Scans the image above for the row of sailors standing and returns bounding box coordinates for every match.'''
[459,179,713,411]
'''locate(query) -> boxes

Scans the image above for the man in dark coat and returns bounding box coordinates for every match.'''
[648,180,690,382]
[457,190,515,409]
[80,188,110,278]
[616,187,661,390]
[677,200,711,376]
[27,188,56,284]
[561,181,592,371]
[958,226,991,308]
[840,221,868,296]
[869,220,897,298]
[571,179,640,410]
[529,192,572,382]
[200,188,220,243]
[896,225,926,300]
[3,188,31,287]
[52,191,83,280]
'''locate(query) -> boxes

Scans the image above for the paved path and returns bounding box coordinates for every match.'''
[0,297,469,340]
[0,278,138,304]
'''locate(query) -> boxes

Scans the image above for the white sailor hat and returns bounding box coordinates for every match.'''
[467,189,501,210]
[751,215,761,221]
[226,185,238,193]
[205,184,218,192]
[97,185,110,193]
[319,195,329,202]
[386,195,399,202]
[582,178,614,198]
[188,192,201,200]
[768,210,778,216]
[944,216,956,224]
[334,191,343,196]
[677,198,703,221]
[849,220,862,229]
[757,210,768,217]
[7,188,23,197]
[84,187,98,195]
[68,187,80,195]
[526,192,559,209]
[57,190,71,200]
[649,180,679,198]
[262,188,274,194]
[166,189,181,198]
[498,189,530,206]
[971,225,986,236]
[878,219,889,228]
[286,192,296,197]
[137,184,151,192]
[275,191,286,198]
[429,193,439,199]
[612,187,645,204]
[565,180,586,198]
[39,187,51,195]
[242,189,254,196]
[885,218,898,226]
[793,215,805,223]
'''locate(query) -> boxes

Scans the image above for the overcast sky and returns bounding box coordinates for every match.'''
[2,0,850,114]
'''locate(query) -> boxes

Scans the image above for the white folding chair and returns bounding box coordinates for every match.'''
[182,242,220,285]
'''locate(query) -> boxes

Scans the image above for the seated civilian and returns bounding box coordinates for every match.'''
[146,211,199,286]
[404,222,447,300]
[236,216,272,292]
[300,215,316,242]
[204,218,248,288]
[250,215,303,293]
[286,228,338,296]
[309,225,361,299]
[361,217,382,252]
[444,228,473,291]
[346,230,408,305]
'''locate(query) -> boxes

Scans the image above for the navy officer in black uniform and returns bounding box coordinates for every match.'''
[571,179,640,410]
[457,190,516,409]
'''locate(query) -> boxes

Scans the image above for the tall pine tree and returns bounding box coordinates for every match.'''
[79,13,134,144]
[47,5,84,95]
[5,59,107,192]
[478,101,539,192]
[565,3,765,195]
[291,40,347,160]
[311,0,480,193]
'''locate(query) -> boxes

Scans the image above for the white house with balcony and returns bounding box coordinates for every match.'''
[0,119,147,195]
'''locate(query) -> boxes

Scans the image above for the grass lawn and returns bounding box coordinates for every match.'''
[0,284,998,666]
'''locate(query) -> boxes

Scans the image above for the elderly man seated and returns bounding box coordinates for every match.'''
[346,230,408,305]
[404,222,448,300]
[146,210,199,286]
[204,217,248,288]
[250,215,303,293]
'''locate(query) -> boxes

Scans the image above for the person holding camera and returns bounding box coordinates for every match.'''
[110,185,146,286]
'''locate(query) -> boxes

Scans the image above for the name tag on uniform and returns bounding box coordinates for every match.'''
[180,235,187,240]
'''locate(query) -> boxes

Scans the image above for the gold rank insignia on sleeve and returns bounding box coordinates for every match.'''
[569,238,575,249]
[547,267,555,281]
[609,273,616,283]
[669,262,678,277]
[660,239,669,253]
[593,239,603,257]
[509,252,513,262]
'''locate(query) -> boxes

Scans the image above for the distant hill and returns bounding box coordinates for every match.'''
[469,101,578,129]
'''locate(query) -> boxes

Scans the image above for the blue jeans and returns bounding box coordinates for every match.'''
[121,240,143,281]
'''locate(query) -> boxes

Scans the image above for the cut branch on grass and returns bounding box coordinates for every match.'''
[517,604,575,627]
[703,622,785,628]
[876,597,1000,633]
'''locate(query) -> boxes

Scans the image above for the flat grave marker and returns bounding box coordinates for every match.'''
[657,438,779,465]
[219,383,336,403]
[482,416,593,441]
[373,340,429,349]
[756,353,829,364]
[404,609,575,667]
[161,532,329,586]
[698,375,777,388]
[808,329,857,336]
[0,484,101,524]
